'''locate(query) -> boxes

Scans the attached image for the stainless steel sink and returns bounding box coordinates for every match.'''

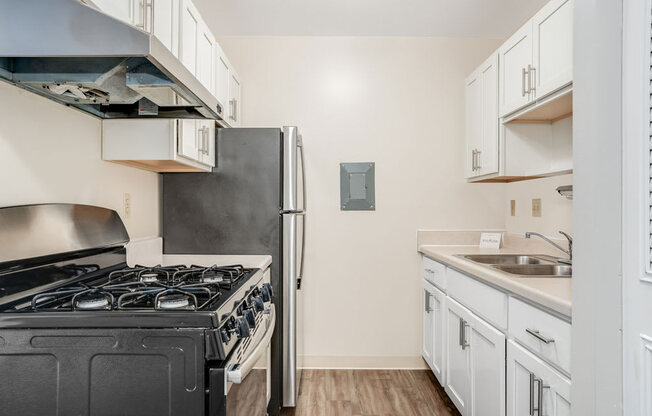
[455,254,571,277]
[491,264,572,277]
[458,254,556,265]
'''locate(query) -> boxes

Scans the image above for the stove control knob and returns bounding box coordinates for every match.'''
[261,285,272,302]
[234,316,250,338]
[252,296,265,312]
[220,328,231,343]
[243,308,256,328]
[263,283,273,298]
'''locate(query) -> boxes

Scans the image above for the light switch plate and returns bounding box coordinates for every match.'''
[510,200,516,216]
[532,198,542,217]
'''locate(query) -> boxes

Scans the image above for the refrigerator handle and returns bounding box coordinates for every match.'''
[298,213,306,290]
[299,137,306,212]
[298,139,306,289]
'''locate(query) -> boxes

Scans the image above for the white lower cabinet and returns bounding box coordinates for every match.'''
[445,298,473,415]
[445,296,505,416]
[507,340,571,416]
[422,281,446,384]
[469,308,506,416]
[419,255,571,416]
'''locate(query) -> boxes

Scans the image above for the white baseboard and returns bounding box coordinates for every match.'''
[301,355,428,370]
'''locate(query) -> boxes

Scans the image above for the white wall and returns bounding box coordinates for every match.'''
[218,36,506,367]
[504,173,573,237]
[0,82,160,239]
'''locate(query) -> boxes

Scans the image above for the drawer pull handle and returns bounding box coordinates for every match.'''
[526,328,555,344]
[424,268,435,274]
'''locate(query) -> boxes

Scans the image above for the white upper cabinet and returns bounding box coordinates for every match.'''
[102,119,215,172]
[532,0,573,98]
[197,24,216,92]
[151,0,179,56]
[228,70,242,127]
[180,0,216,92]
[215,43,231,119]
[90,0,134,23]
[179,0,200,75]
[90,0,179,56]
[465,53,499,179]
[465,69,482,179]
[178,119,199,161]
[91,0,243,127]
[499,0,573,117]
[498,22,533,117]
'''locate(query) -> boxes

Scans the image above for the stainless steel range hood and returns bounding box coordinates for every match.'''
[0,0,221,119]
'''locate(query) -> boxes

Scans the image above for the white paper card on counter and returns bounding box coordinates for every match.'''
[479,233,502,249]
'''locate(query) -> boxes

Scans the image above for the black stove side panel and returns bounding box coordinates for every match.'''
[162,128,283,416]
[0,328,206,416]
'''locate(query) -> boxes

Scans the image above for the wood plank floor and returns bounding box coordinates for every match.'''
[280,370,461,416]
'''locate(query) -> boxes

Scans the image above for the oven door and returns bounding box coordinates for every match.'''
[222,305,275,416]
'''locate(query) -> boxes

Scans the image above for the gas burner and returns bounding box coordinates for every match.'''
[140,273,160,283]
[155,292,195,310]
[201,269,224,284]
[73,291,113,311]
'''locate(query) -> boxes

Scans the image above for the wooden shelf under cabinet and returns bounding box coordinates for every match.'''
[504,86,573,125]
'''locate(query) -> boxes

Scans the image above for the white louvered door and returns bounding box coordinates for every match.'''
[623,0,652,413]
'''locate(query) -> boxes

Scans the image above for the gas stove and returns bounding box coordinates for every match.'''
[25,264,251,312]
[0,204,275,416]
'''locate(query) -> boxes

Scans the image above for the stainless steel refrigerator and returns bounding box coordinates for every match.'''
[161,126,305,415]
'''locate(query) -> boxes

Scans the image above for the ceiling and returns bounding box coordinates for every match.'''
[194,0,548,38]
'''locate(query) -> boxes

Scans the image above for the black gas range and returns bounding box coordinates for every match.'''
[0,204,275,416]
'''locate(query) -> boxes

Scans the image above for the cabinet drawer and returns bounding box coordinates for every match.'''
[422,256,446,290]
[508,297,571,375]
[447,268,508,330]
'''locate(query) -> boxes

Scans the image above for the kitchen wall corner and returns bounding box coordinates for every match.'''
[0,82,160,239]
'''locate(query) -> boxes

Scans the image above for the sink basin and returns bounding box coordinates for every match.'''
[491,264,572,277]
[459,254,556,265]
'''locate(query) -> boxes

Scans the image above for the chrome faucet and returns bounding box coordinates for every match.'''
[525,231,573,265]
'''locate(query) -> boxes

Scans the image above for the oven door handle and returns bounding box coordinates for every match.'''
[226,305,276,384]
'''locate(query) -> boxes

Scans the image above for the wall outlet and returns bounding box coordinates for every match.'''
[510,200,516,216]
[532,198,542,217]
[123,193,131,219]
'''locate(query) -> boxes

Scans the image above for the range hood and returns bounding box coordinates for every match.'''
[0,0,221,119]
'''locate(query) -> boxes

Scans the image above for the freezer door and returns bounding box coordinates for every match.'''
[282,126,305,212]
[282,212,304,407]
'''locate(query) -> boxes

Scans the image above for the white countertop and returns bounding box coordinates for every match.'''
[419,244,571,318]
[126,237,272,271]
[162,254,272,270]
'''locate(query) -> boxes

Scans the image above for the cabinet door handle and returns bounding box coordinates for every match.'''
[529,372,549,415]
[529,373,535,415]
[146,0,154,34]
[233,98,238,122]
[522,67,527,97]
[135,0,146,29]
[526,328,555,344]
[424,268,435,274]
[229,99,235,121]
[529,65,536,96]
[476,150,482,170]
[424,291,432,313]
[458,317,469,349]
